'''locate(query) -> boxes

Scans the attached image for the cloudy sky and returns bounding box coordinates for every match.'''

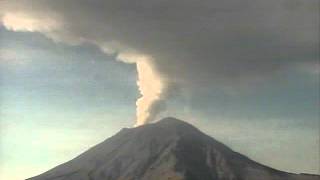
[0,0,319,180]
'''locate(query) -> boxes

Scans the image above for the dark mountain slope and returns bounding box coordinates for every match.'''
[27,117,319,180]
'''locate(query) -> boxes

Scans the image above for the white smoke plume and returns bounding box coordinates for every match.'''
[99,41,167,125]
[116,51,166,126]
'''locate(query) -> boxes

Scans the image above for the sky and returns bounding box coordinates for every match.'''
[0,0,319,180]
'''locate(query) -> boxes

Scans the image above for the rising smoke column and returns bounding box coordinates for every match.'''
[116,52,166,126]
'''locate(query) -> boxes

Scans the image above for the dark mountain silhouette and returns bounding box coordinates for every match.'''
[27,117,319,180]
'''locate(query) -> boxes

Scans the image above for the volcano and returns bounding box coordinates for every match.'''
[27,117,319,180]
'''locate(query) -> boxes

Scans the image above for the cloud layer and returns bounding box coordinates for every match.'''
[1,0,318,124]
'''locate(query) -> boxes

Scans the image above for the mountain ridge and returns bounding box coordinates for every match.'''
[27,117,319,180]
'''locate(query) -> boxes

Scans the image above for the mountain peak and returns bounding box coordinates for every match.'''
[156,117,187,125]
[151,117,198,131]
[28,117,319,180]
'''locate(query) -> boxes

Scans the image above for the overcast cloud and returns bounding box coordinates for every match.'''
[1,0,318,123]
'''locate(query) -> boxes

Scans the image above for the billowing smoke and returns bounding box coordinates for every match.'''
[99,44,168,126]
[115,51,166,126]
[0,0,318,125]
